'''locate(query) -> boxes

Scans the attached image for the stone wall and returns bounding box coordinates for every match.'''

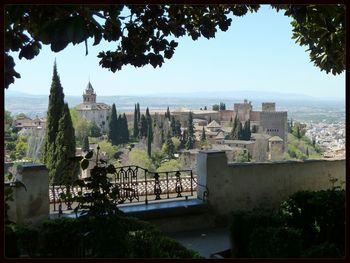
[6,164,49,225]
[197,151,345,215]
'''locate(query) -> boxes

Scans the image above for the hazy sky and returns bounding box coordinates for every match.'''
[7,5,345,99]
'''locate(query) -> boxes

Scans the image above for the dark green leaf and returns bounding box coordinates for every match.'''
[81,159,90,170]
[85,150,94,159]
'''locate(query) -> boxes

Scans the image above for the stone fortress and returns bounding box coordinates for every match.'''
[74,82,288,163]
[75,82,111,133]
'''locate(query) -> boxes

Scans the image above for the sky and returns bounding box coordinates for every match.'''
[6,5,345,100]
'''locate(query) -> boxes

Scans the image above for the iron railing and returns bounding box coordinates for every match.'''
[50,165,197,213]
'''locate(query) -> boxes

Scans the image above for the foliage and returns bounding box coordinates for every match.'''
[156,159,182,173]
[171,136,181,151]
[302,242,342,258]
[97,140,118,160]
[212,104,219,111]
[128,148,154,171]
[279,187,345,252]
[230,208,283,257]
[147,123,152,157]
[74,117,90,144]
[53,103,80,184]
[5,214,200,258]
[15,136,28,159]
[42,61,65,168]
[89,121,101,137]
[133,103,139,138]
[69,107,78,128]
[234,151,250,163]
[287,133,323,160]
[242,120,251,141]
[163,132,175,158]
[42,62,78,184]
[272,4,345,75]
[108,103,119,145]
[15,112,28,119]
[200,127,206,141]
[249,226,302,258]
[185,112,195,150]
[229,115,243,140]
[229,182,345,258]
[5,5,344,89]
[139,114,148,138]
[82,136,89,152]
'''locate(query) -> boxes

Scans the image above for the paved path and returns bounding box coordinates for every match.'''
[168,227,231,258]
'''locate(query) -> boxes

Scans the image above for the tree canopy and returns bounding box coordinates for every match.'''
[5,4,344,90]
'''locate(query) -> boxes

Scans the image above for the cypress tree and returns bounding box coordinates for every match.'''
[230,115,239,139]
[185,112,195,150]
[243,120,251,140]
[236,121,243,140]
[174,120,182,137]
[133,104,139,138]
[137,103,141,123]
[122,113,129,144]
[201,127,206,141]
[170,116,176,136]
[166,106,171,119]
[147,124,152,157]
[108,104,118,145]
[139,114,148,138]
[42,61,65,182]
[166,132,175,158]
[53,103,79,184]
[82,136,89,152]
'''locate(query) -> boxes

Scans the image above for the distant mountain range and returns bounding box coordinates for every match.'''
[5,89,343,101]
[5,89,345,121]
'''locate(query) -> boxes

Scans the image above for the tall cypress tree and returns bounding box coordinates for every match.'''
[201,126,206,141]
[122,113,129,144]
[136,103,141,124]
[166,106,171,119]
[166,131,175,158]
[133,104,139,138]
[42,61,65,181]
[243,120,251,140]
[54,103,79,184]
[174,120,182,137]
[230,115,239,139]
[139,114,148,138]
[170,116,176,136]
[82,136,90,152]
[185,112,195,150]
[235,121,243,140]
[108,104,118,145]
[147,124,152,157]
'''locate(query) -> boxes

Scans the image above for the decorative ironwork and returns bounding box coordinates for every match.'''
[175,171,183,197]
[50,166,197,213]
[153,173,162,200]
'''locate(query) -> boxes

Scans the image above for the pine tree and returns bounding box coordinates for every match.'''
[166,132,175,158]
[185,112,195,150]
[82,136,89,152]
[53,103,79,184]
[108,104,119,145]
[133,104,139,138]
[201,127,206,141]
[42,61,66,182]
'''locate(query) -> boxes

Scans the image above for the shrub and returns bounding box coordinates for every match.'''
[249,227,302,258]
[302,242,342,258]
[229,208,283,257]
[280,189,345,252]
